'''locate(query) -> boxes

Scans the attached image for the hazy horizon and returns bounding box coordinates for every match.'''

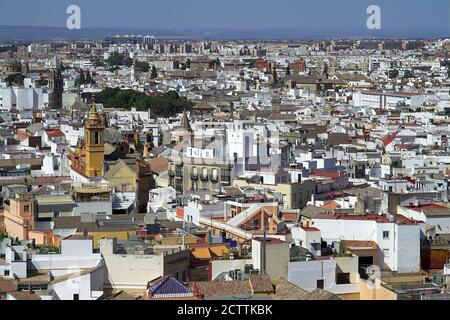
[0,0,449,30]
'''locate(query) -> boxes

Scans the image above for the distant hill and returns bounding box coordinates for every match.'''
[0,25,185,41]
[0,25,448,42]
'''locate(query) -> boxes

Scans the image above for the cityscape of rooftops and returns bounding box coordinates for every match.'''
[0,0,450,312]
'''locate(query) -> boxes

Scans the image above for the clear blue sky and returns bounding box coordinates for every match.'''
[0,0,449,30]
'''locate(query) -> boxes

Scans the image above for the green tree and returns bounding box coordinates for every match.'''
[286,64,291,76]
[123,57,134,68]
[36,79,48,87]
[185,58,191,69]
[272,64,278,89]
[389,69,399,79]
[106,52,133,67]
[403,70,414,79]
[94,88,193,118]
[93,57,106,68]
[106,52,122,66]
[150,65,158,79]
[214,58,221,69]
[60,63,68,72]
[85,70,93,84]
[406,42,415,51]
[4,73,24,86]
[75,69,96,86]
[135,60,150,73]
[78,69,85,85]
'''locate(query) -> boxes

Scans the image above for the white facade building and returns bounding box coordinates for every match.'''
[353,91,426,109]
[0,86,45,111]
[312,214,421,273]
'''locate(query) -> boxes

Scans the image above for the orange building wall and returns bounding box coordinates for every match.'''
[4,198,36,241]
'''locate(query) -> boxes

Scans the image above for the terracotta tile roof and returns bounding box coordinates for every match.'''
[307,288,341,300]
[104,288,145,300]
[314,213,418,225]
[312,169,344,179]
[190,245,230,260]
[0,278,17,293]
[148,157,169,174]
[321,201,341,210]
[341,240,378,250]
[45,129,65,138]
[191,247,212,259]
[190,280,252,298]
[8,291,41,300]
[405,203,447,211]
[209,245,230,258]
[16,130,28,142]
[404,203,450,217]
[382,131,399,147]
[253,237,285,245]
[248,274,274,294]
[274,278,310,300]
[193,102,216,110]
[301,226,320,232]
[274,278,341,300]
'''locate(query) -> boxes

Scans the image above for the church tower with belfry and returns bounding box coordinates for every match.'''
[48,54,64,109]
[85,103,105,177]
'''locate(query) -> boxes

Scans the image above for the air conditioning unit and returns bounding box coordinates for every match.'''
[244,264,254,274]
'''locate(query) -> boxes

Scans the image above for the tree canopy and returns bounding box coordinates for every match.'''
[135,60,150,73]
[4,73,24,86]
[150,65,158,79]
[94,88,193,118]
[75,69,95,86]
[388,69,399,79]
[106,52,133,67]
[403,70,414,79]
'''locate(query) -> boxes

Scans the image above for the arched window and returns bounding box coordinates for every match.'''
[212,169,218,180]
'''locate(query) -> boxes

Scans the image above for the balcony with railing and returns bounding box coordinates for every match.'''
[175,183,183,193]
[190,172,199,181]
[221,175,231,183]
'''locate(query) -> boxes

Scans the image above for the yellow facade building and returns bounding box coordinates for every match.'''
[85,106,105,177]
[69,105,105,178]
